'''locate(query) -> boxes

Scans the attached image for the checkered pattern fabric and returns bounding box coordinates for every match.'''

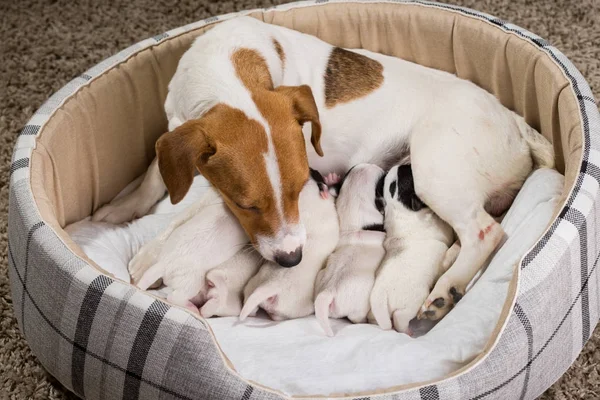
[8,1,600,399]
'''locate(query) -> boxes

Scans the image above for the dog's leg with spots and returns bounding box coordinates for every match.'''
[410,123,509,320]
[419,208,504,320]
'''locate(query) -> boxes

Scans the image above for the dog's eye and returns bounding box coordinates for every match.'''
[235,202,260,213]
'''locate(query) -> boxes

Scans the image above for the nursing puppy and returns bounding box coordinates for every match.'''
[199,250,263,318]
[314,163,385,336]
[239,178,339,321]
[133,188,249,312]
[370,165,454,335]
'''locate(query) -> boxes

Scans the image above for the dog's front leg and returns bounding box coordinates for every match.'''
[93,157,166,224]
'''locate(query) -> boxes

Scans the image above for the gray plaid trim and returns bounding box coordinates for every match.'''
[71,275,113,397]
[241,385,254,400]
[7,1,600,399]
[152,32,169,42]
[420,385,440,399]
[10,158,29,175]
[20,221,45,338]
[122,301,170,400]
[514,303,533,400]
[19,125,40,136]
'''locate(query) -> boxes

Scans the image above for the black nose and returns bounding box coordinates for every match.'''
[274,247,303,268]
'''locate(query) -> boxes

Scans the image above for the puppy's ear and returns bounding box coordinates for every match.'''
[276,85,323,157]
[155,119,215,204]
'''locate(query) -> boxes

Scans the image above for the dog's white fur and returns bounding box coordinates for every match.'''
[240,180,339,321]
[95,17,554,312]
[133,188,249,312]
[370,165,454,334]
[314,164,385,336]
[199,250,263,318]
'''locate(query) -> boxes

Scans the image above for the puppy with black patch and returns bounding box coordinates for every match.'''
[370,165,454,335]
[239,173,339,321]
[314,163,386,336]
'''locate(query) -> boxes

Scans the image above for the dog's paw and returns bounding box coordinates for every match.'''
[129,244,161,284]
[418,283,464,321]
[323,172,341,186]
[92,194,154,224]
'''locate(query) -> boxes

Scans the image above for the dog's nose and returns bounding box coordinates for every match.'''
[274,247,303,268]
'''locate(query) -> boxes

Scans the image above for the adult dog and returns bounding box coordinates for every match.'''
[93,17,553,316]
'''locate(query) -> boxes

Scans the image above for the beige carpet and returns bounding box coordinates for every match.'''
[1,0,598,398]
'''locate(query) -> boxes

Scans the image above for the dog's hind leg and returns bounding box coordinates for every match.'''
[411,132,505,320]
[419,207,504,320]
[93,157,167,224]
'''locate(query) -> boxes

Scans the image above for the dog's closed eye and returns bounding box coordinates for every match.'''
[235,202,260,213]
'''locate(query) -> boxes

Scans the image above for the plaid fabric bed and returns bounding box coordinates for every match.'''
[7,1,600,399]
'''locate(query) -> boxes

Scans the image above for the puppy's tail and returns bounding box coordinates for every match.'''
[239,285,277,321]
[314,291,335,337]
[370,290,392,331]
[514,113,555,169]
[136,262,167,291]
[392,308,414,336]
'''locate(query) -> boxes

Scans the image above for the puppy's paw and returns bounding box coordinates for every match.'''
[418,283,464,321]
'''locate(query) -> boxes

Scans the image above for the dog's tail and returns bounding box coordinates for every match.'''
[136,262,167,291]
[239,285,278,321]
[314,291,335,337]
[370,289,392,331]
[514,113,555,169]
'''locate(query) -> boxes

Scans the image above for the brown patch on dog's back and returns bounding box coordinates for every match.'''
[273,38,285,70]
[324,47,384,108]
[231,48,274,91]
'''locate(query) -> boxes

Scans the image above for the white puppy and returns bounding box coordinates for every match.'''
[199,250,263,318]
[314,163,386,336]
[239,177,339,321]
[133,188,249,313]
[370,165,454,335]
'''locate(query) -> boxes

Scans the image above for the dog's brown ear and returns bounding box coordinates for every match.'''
[277,85,323,157]
[155,119,215,204]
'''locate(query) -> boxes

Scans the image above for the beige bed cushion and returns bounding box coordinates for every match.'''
[30,2,580,235]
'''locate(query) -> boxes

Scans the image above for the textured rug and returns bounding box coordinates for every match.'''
[1,0,598,398]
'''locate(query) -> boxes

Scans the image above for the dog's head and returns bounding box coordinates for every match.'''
[335,163,385,231]
[156,78,322,267]
[383,164,426,212]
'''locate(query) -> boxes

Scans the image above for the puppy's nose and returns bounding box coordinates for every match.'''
[274,247,303,268]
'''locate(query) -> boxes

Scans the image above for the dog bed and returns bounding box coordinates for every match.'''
[8,1,600,399]
[65,168,563,395]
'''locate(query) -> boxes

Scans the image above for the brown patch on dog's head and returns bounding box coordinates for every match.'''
[324,47,384,108]
[231,48,274,91]
[273,38,286,70]
[159,48,325,265]
[156,104,283,242]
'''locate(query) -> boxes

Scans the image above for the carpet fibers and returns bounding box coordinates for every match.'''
[1,0,598,398]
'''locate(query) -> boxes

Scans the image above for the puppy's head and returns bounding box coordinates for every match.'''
[383,164,426,211]
[335,163,385,231]
[155,85,322,268]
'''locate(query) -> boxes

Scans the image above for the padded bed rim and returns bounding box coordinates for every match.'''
[8,1,600,399]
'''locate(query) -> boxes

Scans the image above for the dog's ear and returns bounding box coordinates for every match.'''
[276,85,323,157]
[155,119,215,204]
[410,194,426,212]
